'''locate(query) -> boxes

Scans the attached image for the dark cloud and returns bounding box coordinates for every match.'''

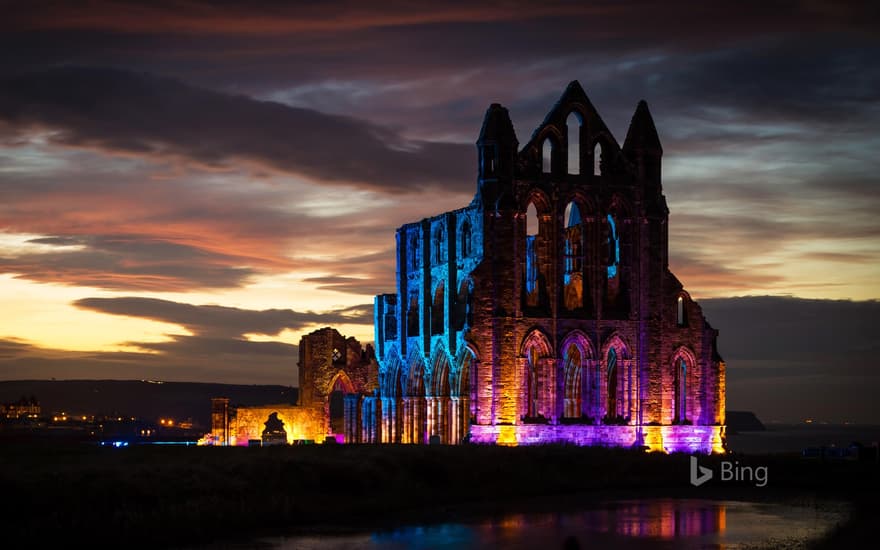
[0,67,474,193]
[0,337,301,385]
[73,297,373,338]
[0,234,258,291]
[303,276,393,295]
[700,296,880,423]
[129,335,298,358]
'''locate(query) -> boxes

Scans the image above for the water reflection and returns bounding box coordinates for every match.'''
[250,499,846,550]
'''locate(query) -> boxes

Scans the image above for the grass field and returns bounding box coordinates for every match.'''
[1,443,876,548]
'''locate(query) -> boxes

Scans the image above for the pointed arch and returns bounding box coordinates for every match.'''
[676,291,691,327]
[563,200,585,311]
[600,333,631,361]
[327,370,354,435]
[567,111,583,175]
[523,190,551,310]
[455,277,474,330]
[408,231,421,270]
[601,333,631,422]
[428,347,453,443]
[605,213,620,280]
[607,193,633,219]
[593,141,602,176]
[450,344,478,443]
[561,330,598,421]
[526,202,539,236]
[564,201,581,228]
[405,353,428,444]
[406,291,420,337]
[432,222,445,265]
[535,126,563,175]
[460,218,472,258]
[380,346,404,397]
[561,342,583,419]
[328,370,355,395]
[428,346,453,397]
[670,346,697,424]
[605,195,632,307]
[520,327,554,358]
[431,281,445,335]
[452,343,478,397]
[560,330,594,361]
[521,328,554,421]
[542,138,553,173]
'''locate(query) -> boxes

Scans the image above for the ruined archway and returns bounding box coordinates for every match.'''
[520,328,554,422]
[430,349,452,443]
[261,412,287,446]
[327,371,355,436]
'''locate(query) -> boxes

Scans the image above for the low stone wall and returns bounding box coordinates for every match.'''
[231,404,325,445]
[468,424,724,454]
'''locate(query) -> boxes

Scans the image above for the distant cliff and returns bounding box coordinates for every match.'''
[0,380,297,430]
[726,410,766,433]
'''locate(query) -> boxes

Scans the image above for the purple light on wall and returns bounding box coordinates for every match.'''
[467,425,723,454]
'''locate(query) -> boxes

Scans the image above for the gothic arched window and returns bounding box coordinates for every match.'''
[675,357,687,422]
[461,220,472,258]
[607,347,618,419]
[567,112,582,175]
[525,203,539,300]
[409,233,420,270]
[432,224,444,265]
[606,214,619,279]
[542,138,553,174]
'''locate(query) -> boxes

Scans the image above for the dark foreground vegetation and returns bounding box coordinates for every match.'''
[0,443,877,548]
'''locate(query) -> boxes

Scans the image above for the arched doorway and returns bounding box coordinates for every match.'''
[408,361,427,444]
[521,329,554,422]
[431,353,451,443]
[261,412,287,446]
[562,343,583,419]
[327,372,354,436]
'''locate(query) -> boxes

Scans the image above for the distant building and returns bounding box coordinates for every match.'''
[208,328,377,445]
[362,81,725,452]
[1,396,41,419]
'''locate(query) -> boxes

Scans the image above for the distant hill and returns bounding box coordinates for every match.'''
[0,380,298,430]
[726,410,766,433]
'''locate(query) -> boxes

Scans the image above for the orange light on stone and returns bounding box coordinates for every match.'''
[497,425,518,446]
[711,426,726,454]
[643,426,666,453]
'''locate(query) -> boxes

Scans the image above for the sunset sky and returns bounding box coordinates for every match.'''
[1,1,878,423]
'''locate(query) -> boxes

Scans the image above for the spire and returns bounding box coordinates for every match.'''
[477,103,518,184]
[477,103,518,147]
[623,100,662,156]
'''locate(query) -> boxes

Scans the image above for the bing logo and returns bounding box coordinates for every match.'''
[690,456,768,487]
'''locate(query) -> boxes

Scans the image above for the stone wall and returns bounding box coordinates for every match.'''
[469,424,724,454]
[229,404,324,445]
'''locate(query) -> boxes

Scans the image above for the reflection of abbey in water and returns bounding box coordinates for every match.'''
[211,81,726,452]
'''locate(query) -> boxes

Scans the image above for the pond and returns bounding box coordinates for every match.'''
[240,498,848,550]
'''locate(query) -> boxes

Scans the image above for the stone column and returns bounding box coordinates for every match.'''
[426,396,436,440]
